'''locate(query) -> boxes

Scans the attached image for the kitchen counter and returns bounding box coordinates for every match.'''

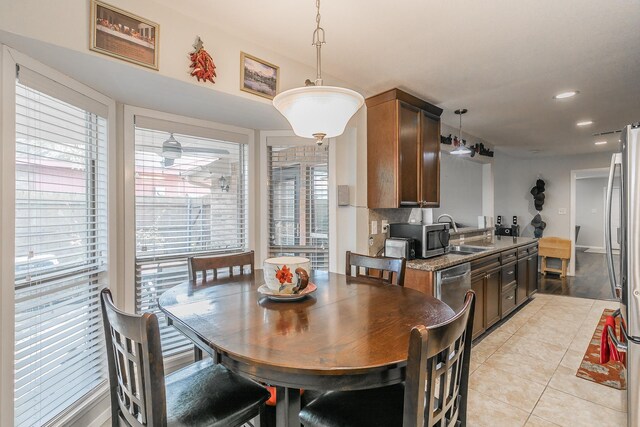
[407,236,538,272]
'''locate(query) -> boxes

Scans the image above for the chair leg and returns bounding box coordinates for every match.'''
[194,345,203,361]
[561,259,567,277]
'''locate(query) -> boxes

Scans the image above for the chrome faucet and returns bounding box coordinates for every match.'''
[436,214,458,232]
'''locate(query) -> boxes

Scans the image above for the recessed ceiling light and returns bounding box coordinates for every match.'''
[595,141,607,145]
[576,120,593,126]
[553,91,579,99]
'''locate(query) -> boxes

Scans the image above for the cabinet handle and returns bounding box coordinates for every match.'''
[506,295,514,300]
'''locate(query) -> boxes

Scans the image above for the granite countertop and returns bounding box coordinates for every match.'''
[407,236,538,272]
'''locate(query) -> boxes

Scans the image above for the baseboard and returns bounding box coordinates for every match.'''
[575,245,604,250]
[87,408,110,427]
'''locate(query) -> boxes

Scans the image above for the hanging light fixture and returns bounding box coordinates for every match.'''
[272,0,364,145]
[162,133,182,159]
[451,109,472,155]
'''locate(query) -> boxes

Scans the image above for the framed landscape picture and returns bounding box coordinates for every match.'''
[90,0,159,70]
[240,52,279,99]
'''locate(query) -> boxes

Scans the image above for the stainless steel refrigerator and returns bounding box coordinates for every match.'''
[606,124,640,427]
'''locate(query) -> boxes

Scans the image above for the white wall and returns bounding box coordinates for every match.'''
[433,153,484,227]
[575,177,608,248]
[493,151,613,238]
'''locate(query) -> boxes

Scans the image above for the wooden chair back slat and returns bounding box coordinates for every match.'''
[403,290,475,427]
[345,251,406,286]
[101,289,167,427]
[189,251,255,283]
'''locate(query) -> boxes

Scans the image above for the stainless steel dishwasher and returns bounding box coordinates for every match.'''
[435,262,471,313]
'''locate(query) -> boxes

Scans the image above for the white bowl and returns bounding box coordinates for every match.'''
[263,256,310,294]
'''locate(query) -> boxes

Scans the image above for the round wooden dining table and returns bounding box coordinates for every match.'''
[158,270,454,427]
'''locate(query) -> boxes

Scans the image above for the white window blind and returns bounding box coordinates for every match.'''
[134,125,248,356]
[14,69,108,427]
[267,144,329,270]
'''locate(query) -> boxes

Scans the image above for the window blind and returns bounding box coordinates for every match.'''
[134,125,248,356]
[267,144,329,270]
[14,72,108,427]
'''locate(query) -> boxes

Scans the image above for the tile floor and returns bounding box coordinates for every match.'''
[467,293,627,427]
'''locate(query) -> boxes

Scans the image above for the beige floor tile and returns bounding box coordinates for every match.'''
[472,330,513,363]
[483,350,558,385]
[567,325,598,354]
[525,316,584,334]
[466,389,530,427]
[513,323,576,349]
[499,312,533,335]
[469,357,482,374]
[496,334,567,366]
[559,349,586,371]
[547,365,627,412]
[591,299,620,311]
[524,415,561,427]
[469,365,546,412]
[532,388,626,427]
[534,306,590,323]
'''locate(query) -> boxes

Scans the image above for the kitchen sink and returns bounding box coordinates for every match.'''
[448,245,493,255]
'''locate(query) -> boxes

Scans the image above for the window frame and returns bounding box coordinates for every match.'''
[258,131,337,272]
[122,105,256,366]
[0,45,117,427]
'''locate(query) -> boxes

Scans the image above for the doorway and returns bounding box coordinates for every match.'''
[554,167,620,300]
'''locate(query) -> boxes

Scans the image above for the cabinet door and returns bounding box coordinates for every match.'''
[420,112,440,207]
[485,268,501,328]
[527,253,539,296]
[398,102,421,206]
[471,274,485,339]
[516,258,528,305]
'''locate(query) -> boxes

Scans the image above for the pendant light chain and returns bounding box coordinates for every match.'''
[459,111,463,145]
[311,0,326,86]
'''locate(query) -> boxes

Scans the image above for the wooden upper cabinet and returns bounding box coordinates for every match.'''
[398,102,421,206]
[420,111,440,207]
[366,88,443,209]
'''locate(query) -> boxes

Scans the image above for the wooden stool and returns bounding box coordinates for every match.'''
[539,237,571,277]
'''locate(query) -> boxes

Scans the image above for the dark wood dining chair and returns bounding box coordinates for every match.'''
[345,251,406,286]
[299,290,476,427]
[188,251,255,360]
[189,250,255,282]
[100,288,270,427]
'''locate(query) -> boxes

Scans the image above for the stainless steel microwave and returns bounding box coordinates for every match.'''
[389,223,450,259]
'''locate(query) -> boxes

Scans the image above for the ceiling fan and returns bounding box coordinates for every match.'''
[162,133,230,167]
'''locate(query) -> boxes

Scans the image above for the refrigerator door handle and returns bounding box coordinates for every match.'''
[606,324,628,353]
[605,153,622,299]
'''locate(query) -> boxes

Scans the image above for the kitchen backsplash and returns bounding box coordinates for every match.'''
[368,208,425,256]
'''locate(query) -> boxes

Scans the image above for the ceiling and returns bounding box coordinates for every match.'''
[154,0,640,156]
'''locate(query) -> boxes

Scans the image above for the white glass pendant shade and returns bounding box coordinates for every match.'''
[273,86,364,140]
[451,144,472,155]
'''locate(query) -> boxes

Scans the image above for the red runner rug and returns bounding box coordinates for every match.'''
[576,308,626,390]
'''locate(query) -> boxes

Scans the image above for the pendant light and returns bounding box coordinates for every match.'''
[162,133,182,159]
[272,0,364,145]
[451,109,472,155]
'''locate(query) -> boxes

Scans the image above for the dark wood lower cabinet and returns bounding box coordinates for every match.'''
[485,267,501,328]
[527,252,539,296]
[406,242,539,342]
[471,274,485,339]
[516,257,528,304]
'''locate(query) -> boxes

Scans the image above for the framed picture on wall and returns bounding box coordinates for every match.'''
[240,52,279,99]
[90,0,159,70]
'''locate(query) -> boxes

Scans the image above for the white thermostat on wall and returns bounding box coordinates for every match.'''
[338,185,350,206]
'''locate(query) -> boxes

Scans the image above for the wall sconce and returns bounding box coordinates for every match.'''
[219,175,230,192]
